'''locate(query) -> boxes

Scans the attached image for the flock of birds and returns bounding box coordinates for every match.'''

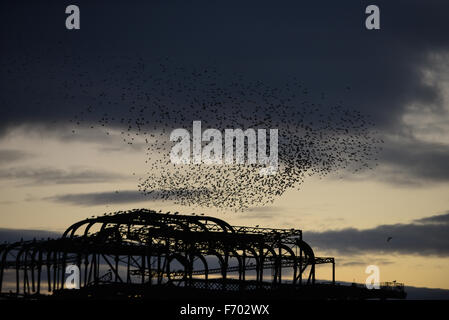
[68,57,382,210]
[3,54,383,211]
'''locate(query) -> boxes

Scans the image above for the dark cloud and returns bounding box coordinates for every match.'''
[0,228,60,243]
[336,257,394,267]
[247,206,280,213]
[339,261,367,267]
[305,212,449,257]
[0,167,127,185]
[414,213,449,224]
[1,1,449,185]
[380,139,449,184]
[239,207,280,219]
[0,149,30,164]
[0,0,448,129]
[46,190,147,206]
[45,189,209,206]
[335,136,449,185]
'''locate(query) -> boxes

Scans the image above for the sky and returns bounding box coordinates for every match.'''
[1,0,449,293]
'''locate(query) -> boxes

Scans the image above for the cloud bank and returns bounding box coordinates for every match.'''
[306,212,449,256]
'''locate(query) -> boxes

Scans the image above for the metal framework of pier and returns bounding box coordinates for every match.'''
[0,209,339,297]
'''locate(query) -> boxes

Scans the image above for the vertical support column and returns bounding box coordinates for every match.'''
[76,251,82,289]
[30,247,36,293]
[258,245,264,285]
[115,255,119,283]
[23,248,29,295]
[278,244,282,284]
[332,259,335,285]
[222,252,228,291]
[241,249,246,281]
[47,252,52,292]
[141,253,146,284]
[312,264,315,285]
[127,224,131,284]
[84,253,89,287]
[61,251,67,290]
[96,253,100,284]
[16,251,20,294]
[126,255,131,284]
[52,251,58,290]
[93,253,98,285]
[0,249,4,294]
[37,249,43,294]
[147,254,152,285]
[157,252,161,285]
[299,248,303,285]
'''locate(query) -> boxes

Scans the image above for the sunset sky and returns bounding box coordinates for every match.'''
[1,0,449,293]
